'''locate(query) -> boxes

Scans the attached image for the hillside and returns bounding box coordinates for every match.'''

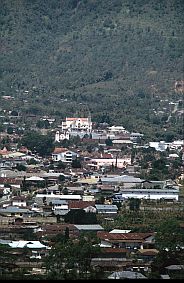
[0,0,183,139]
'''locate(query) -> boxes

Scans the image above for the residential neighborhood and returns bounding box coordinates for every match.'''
[0,113,183,279]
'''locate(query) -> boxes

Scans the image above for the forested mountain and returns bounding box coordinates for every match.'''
[0,0,183,139]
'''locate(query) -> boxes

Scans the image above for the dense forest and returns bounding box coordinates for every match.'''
[0,0,183,139]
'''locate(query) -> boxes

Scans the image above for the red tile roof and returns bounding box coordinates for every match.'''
[68,200,95,209]
[138,249,158,256]
[101,248,129,253]
[0,177,22,185]
[42,223,76,231]
[53,147,68,154]
[0,147,9,155]
[97,231,154,242]
[19,146,29,153]
[101,153,113,159]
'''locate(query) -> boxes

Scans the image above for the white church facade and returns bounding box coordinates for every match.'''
[61,117,92,132]
[55,116,92,142]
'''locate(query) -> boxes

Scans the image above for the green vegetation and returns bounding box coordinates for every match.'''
[98,205,184,232]
[155,218,184,252]
[44,234,101,280]
[20,130,54,156]
[0,0,183,139]
[64,209,98,224]
[149,218,184,279]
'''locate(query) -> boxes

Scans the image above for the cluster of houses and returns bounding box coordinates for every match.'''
[0,116,184,278]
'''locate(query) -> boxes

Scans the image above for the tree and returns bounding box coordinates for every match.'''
[36,119,50,129]
[64,209,97,224]
[128,198,141,211]
[15,164,27,171]
[58,174,65,183]
[155,219,184,252]
[7,127,14,134]
[105,137,113,146]
[71,158,82,168]
[57,161,66,170]
[62,187,68,195]
[21,131,54,157]
[44,234,101,280]
[64,227,70,241]
[11,110,18,116]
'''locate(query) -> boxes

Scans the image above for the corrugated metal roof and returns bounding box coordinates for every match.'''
[0,206,30,213]
[108,271,147,279]
[95,204,118,210]
[74,224,104,231]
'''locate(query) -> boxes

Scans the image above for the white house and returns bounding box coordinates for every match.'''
[52,147,78,162]
[51,199,69,211]
[107,125,129,134]
[34,193,82,205]
[61,117,92,132]
[11,196,27,207]
[149,141,168,151]
[130,132,144,142]
[89,156,131,169]
[169,140,184,150]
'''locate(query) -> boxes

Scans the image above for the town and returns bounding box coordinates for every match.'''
[0,112,183,280]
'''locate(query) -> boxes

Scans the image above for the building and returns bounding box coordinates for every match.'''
[97,231,155,250]
[55,130,70,142]
[95,204,118,215]
[34,193,82,206]
[61,117,92,132]
[11,196,27,207]
[113,187,179,201]
[130,133,144,143]
[89,156,131,169]
[52,147,78,162]
[149,141,168,151]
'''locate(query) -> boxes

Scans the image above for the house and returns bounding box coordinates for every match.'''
[130,132,144,143]
[0,240,50,260]
[0,177,22,189]
[97,231,155,250]
[35,223,79,239]
[68,200,96,213]
[100,247,130,259]
[89,156,131,169]
[149,141,168,151]
[34,193,82,206]
[169,140,184,150]
[0,206,32,218]
[52,147,78,162]
[99,184,118,195]
[137,248,159,263]
[95,204,118,215]
[50,199,69,211]
[11,196,27,207]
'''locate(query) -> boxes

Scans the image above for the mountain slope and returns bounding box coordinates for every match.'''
[0,0,183,137]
